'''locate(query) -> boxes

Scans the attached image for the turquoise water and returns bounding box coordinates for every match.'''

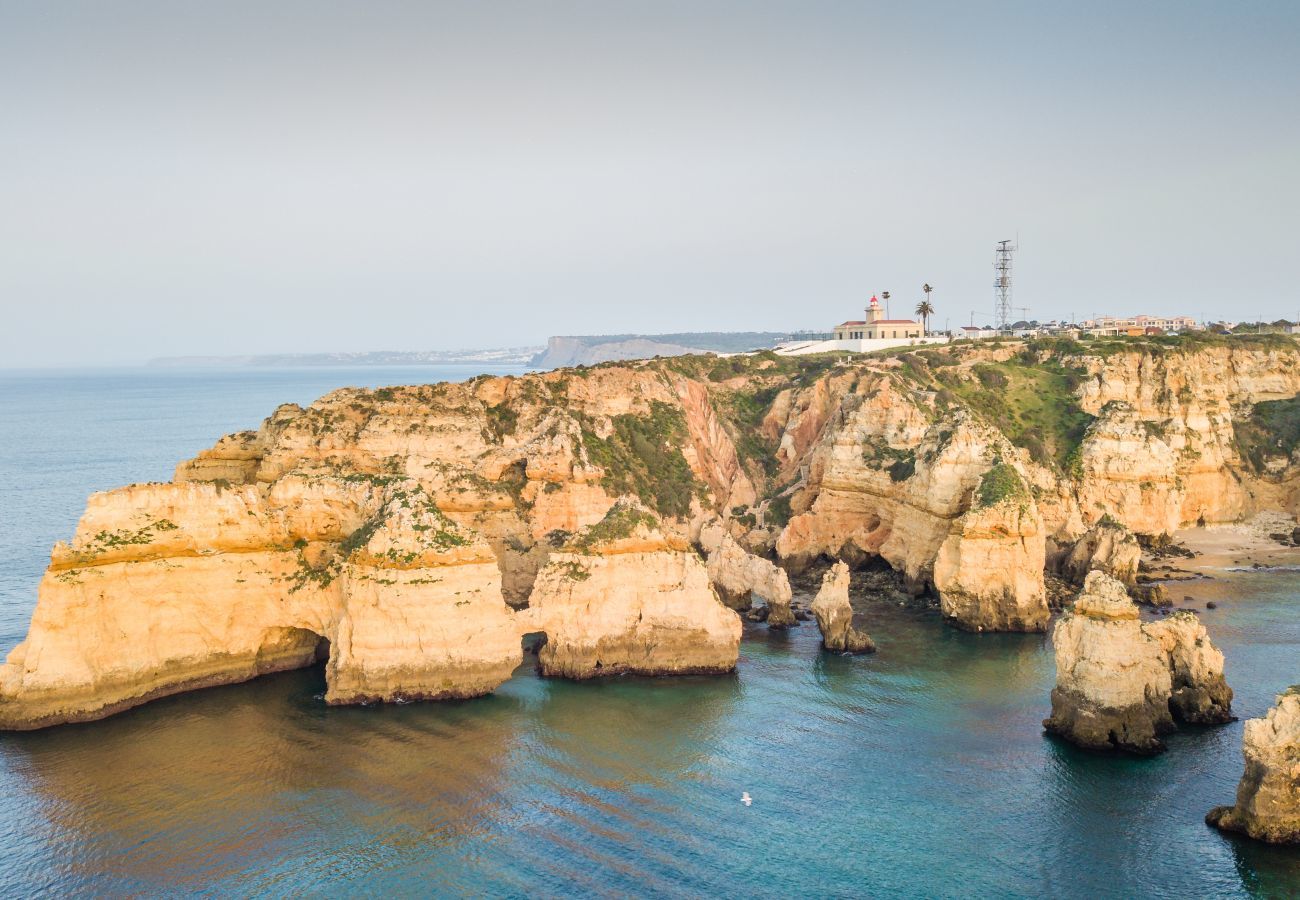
[1,367,1299,897]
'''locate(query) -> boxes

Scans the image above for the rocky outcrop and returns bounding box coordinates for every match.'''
[1044,571,1231,754]
[325,492,523,704]
[932,469,1049,632]
[810,562,875,653]
[700,523,794,626]
[1208,689,1300,844]
[1044,572,1174,753]
[526,502,741,678]
[0,478,524,729]
[1146,612,1233,724]
[772,374,1049,632]
[1059,517,1141,586]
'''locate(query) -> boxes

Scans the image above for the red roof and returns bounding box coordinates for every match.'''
[837,320,866,326]
[875,319,921,325]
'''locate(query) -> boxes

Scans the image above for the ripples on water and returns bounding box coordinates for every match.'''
[2,367,1300,896]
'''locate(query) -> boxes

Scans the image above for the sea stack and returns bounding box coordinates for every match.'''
[810,562,875,653]
[1044,571,1174,754]
[1044,571,1232,754]
[1146,611,1233,724]
[1208,689,1300,844]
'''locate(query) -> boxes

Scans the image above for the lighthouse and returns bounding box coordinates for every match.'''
[865,295,883,325]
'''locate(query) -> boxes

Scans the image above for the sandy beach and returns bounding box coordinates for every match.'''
[1172,512,1300,571]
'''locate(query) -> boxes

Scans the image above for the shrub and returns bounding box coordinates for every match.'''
[976,462,1028,509]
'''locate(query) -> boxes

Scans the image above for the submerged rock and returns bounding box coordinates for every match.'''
[1131,583,1171,608]
[810,562,875,653]
[1043,571,1231,754]
[1208,689,1300,844]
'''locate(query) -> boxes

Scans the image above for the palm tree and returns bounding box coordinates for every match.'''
[916,284,935,332]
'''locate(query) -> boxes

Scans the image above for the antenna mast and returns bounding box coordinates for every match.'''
[994,239,1016,333]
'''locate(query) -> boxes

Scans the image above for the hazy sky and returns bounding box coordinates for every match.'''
[2,1,1298,366]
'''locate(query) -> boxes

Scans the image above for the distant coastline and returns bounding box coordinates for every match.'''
[148,331,825,370]
[147,348,543,368]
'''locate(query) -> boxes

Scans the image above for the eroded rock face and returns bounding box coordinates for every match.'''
[810,562,875,653]
[326,494,522,704]
[0,480,526,729]
[5,338,1297,728]
[700,523,792,613]
[1044,572,1231,754]
[1060,518,1141,586]
[932,482,1049,632]
[772,375,1049,632]
[1146,611,1233,725]
[1209,690,1300,844]
[526,502,741,679]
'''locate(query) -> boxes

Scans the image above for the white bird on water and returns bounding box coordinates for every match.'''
[741,792,752,807]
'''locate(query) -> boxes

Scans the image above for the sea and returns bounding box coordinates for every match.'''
[1,365,1299,898]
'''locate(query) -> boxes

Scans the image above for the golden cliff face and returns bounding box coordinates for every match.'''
[1,335,1297,728]
[1071,344,1300,533]
[771,374,1049,631]
[525,502,741,679]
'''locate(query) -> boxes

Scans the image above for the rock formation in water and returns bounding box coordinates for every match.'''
[1044,571,1231,754]
[810,562,875,653]
[1059,517,1141,586]
[700,522,792,617]
[1146,611,1233,725]
[526,501,741,678]
[1208,689,1300,844]
[2,333,1297,728]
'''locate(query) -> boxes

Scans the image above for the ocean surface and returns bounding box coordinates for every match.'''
[1,366,1299,897]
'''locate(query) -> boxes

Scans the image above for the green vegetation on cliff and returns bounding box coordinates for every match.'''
[568,501,660,551]
[1234,396,1300,472]
[934,359,1093,472]
[976,461,1029,509]
[582,403,701,518]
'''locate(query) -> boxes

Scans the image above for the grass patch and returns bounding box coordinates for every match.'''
[936,361,1094,471]
[976,461,1029,509]
[581,402,701,518]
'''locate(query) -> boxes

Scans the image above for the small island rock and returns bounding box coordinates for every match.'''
[810,562,875,653]
[1208,690,1300,844]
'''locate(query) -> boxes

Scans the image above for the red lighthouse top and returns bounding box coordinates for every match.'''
[869,295,879,306]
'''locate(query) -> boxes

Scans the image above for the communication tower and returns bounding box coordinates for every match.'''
[994,239,1016,332]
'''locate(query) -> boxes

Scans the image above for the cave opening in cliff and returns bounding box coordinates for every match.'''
[519,631,549,676]
[254,626,332,675]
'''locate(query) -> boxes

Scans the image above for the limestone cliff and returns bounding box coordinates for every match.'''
[1209,689,1300,844]
[701,524,794,628]
[2,333,1296,728]
[1058,517,1141,586]
[525,502,741,678]
[1044,572,1231,754]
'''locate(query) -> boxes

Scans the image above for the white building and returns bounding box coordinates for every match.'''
[775,295,948,356]
[832,295,925,340]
